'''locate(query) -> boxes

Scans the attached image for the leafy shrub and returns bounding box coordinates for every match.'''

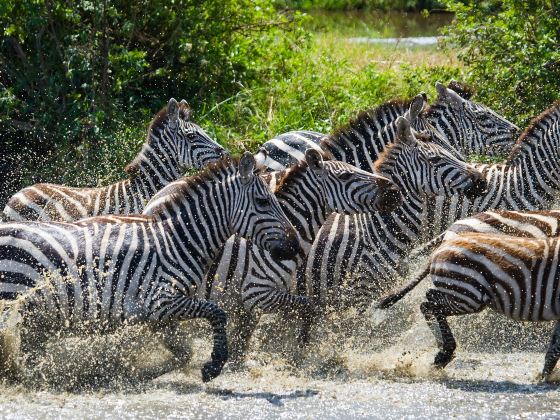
[444,0,560,125]
[276,0,445,11]
[0,0,300,187]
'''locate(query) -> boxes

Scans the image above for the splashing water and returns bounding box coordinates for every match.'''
[0,249,559,417]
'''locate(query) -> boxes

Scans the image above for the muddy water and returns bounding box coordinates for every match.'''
[0,291,559,419]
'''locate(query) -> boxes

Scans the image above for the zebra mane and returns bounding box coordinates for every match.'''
[146,155,241,217]
[506,102,560,164]
[372,141,401,173]
[124,101,192,177]
[447,80,475,100]
[273,150,333,195]
[326,98,414,147]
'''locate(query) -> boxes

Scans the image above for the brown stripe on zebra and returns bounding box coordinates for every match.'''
[3,98,226,222]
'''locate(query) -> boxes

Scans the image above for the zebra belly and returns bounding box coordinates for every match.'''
[431,237,560,321]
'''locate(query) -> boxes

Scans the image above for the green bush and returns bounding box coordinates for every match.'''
[276,0,445,11]
[0,0,300,186]
[444,0,560,125]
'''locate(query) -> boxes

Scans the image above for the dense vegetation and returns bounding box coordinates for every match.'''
[445,0,560,124]
[0,0,557,205]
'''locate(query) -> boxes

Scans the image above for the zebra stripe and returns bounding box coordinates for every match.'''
[0,154,298,382]
[421,103,560,242]
[255,81,519,171]
[149,149,402,361]
[3,98,226,222]
[379,232,560,380]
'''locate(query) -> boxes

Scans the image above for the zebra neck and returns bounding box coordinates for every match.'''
[131,136,182,196]
[475,160,560,212]
[164,196,232,272]
[276,187,329,249]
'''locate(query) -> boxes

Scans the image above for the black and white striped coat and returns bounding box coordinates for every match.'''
[145,149,401,360]
[378,232,560,380]
[301,116,486,315]
[421,103,560,243]
[255,81,518,171]
[3,98,226,222]
[0,154,298,382]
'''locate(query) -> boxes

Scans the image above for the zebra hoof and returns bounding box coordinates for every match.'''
[201,361,226,382]
[433,351,454,368]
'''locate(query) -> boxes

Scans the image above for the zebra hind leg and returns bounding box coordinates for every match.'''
[542,320,560,381]
[228,308,259,368]
[420,289,457,368]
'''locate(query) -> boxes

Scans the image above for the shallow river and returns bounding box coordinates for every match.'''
[0,294,559,419]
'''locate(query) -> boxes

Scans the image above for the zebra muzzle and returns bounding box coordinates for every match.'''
[372,183,403,212]
[267,230,302,261]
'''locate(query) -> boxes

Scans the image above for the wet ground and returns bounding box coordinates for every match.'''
[0,301,559,419]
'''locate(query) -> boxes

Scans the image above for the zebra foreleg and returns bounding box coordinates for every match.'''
[542,320,560,380]
[152,295,228,382]
[420,289,457,368]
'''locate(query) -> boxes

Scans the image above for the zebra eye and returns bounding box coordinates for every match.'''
[427,156,440,164]
[339,172,353,181]
[186,132,197,140]
[255,197,271,208]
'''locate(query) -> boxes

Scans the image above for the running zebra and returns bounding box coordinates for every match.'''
[302,116,486,316]
[418,102,560,247]
[255,81,518,171]
[0,153,299,382]
[3,98,227,222]
[199,149,401,360]
[306,103,560,328]
[377,232,560,380]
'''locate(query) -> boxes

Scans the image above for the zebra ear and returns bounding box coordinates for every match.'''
[167,98,180,123]
[406,94,425,122]
[179,99,192,120]
[436,81,463,110]
[305,148,325,174]
[395,116,415,145]
[239,151,256,184]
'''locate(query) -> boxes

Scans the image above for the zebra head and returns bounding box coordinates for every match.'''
[166,98,228,170]
[430,82,519,156]
[232,152,301,261]
[375,117,487,199]
[301,149,402,213]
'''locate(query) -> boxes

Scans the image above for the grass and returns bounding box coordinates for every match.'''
[195,11,462,154]
[33,10,464,187]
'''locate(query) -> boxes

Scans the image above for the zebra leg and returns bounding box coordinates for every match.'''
[152,295,228,382]
[420,289,457,368]
[542,320,560,380]
[228,308,259,367]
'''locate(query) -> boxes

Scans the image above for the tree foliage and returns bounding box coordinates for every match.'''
[0,0,298,166]
[444,0,560,124]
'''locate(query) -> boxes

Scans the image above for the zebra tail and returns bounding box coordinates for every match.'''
[375,263,430,309]
[408,232,446,261]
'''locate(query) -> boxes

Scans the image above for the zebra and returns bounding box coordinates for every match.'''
[254,81,519,171]
[236,114,484,349]
[193,148,402,361]
[0,153,299,382]
[415,102,560,251]
[3,98,227,222]
[302,103,560,344]
[301,116,486,317]
[377,232,560,381]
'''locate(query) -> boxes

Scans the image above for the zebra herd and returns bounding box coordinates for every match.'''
[2,82,560,383]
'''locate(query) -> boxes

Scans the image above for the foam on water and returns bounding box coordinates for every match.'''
[0,247,559,417]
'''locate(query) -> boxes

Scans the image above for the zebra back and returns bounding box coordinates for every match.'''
[3,98,226,222]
